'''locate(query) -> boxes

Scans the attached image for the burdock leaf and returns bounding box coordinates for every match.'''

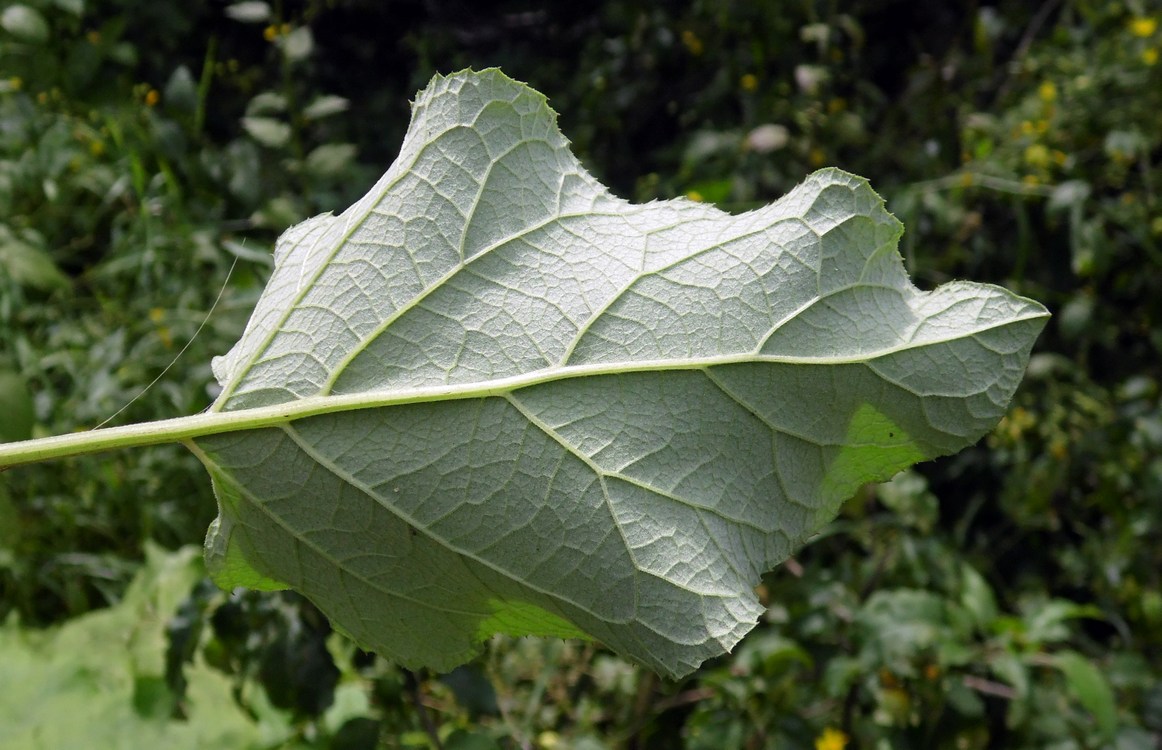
[1,69,1049,678]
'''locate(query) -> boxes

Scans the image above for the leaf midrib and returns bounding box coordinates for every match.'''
[0,310,1044,470]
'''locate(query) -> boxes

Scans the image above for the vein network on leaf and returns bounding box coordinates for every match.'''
[0,68,1048,678]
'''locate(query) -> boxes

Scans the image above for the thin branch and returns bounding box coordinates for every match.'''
[963,674,1018,700]
[403,668,444,750]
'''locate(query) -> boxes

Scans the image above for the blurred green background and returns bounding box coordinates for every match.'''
[1,1,1160,748]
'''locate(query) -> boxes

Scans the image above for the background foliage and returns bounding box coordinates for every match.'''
[1,1,1160,748]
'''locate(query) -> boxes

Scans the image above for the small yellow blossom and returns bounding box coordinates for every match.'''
[1038,81,1057,102]
[809,147,826,167]
[1022,174,1040,186]
[149,308,173,348]
[815,727,849,750]
[1053,149,1068,166]
[144,89,159,107]
[740,73,758,92]
[89,140,105,156]
[1129,17,1157,38]
[8,76,21,91]
[686,190,704,202]
[1024,143,1051,168]
[998,406,1031,441]
[1144,48,1159,65]
[263,24,278,41]
[681,29,703,56]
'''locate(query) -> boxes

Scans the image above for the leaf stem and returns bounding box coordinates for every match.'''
[0,309,1048,470]
[0,412,237,468]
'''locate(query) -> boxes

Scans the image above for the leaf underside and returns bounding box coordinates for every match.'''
[194,69,1048,678]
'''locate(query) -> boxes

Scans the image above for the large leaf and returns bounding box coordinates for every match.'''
[0,545,305,749]
[0,67,1047,678]
[188,69,1047,677]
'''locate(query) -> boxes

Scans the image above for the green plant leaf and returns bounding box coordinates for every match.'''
[224,1,271,23]
[1052,650,1118,740]
[241,116,291,148]
[0,545,302,749]
[0,5,49,43]
[191,69,1047,677]
[0,225,71,291]
[305,143,357,178]
[0,371,35,443]
[303,95,351,121]
[0,68,1048,678]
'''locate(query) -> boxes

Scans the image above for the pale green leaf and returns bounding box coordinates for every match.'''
[303,95,351,121]
[186,69,1048,678]
[280,26,313,63]
[246,91,287,116]
[241,116,291,148]
[50,0,85,17]
[304,143,357,178]
[0,545,301,749]
[224,1,270,23]
[0,5,49,43]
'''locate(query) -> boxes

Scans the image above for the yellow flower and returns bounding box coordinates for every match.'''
[1144,48,1159,65]
[263,24,278,41]
[8,76,21,91]
[1038,81,1057,102]
[815,727,849,750]
[681,29,704,56]
[1024,143,1051,168]
[740,73,758,92]
[144,89,159,107]
[1129,17,1157,38]
[686,190,704,202]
